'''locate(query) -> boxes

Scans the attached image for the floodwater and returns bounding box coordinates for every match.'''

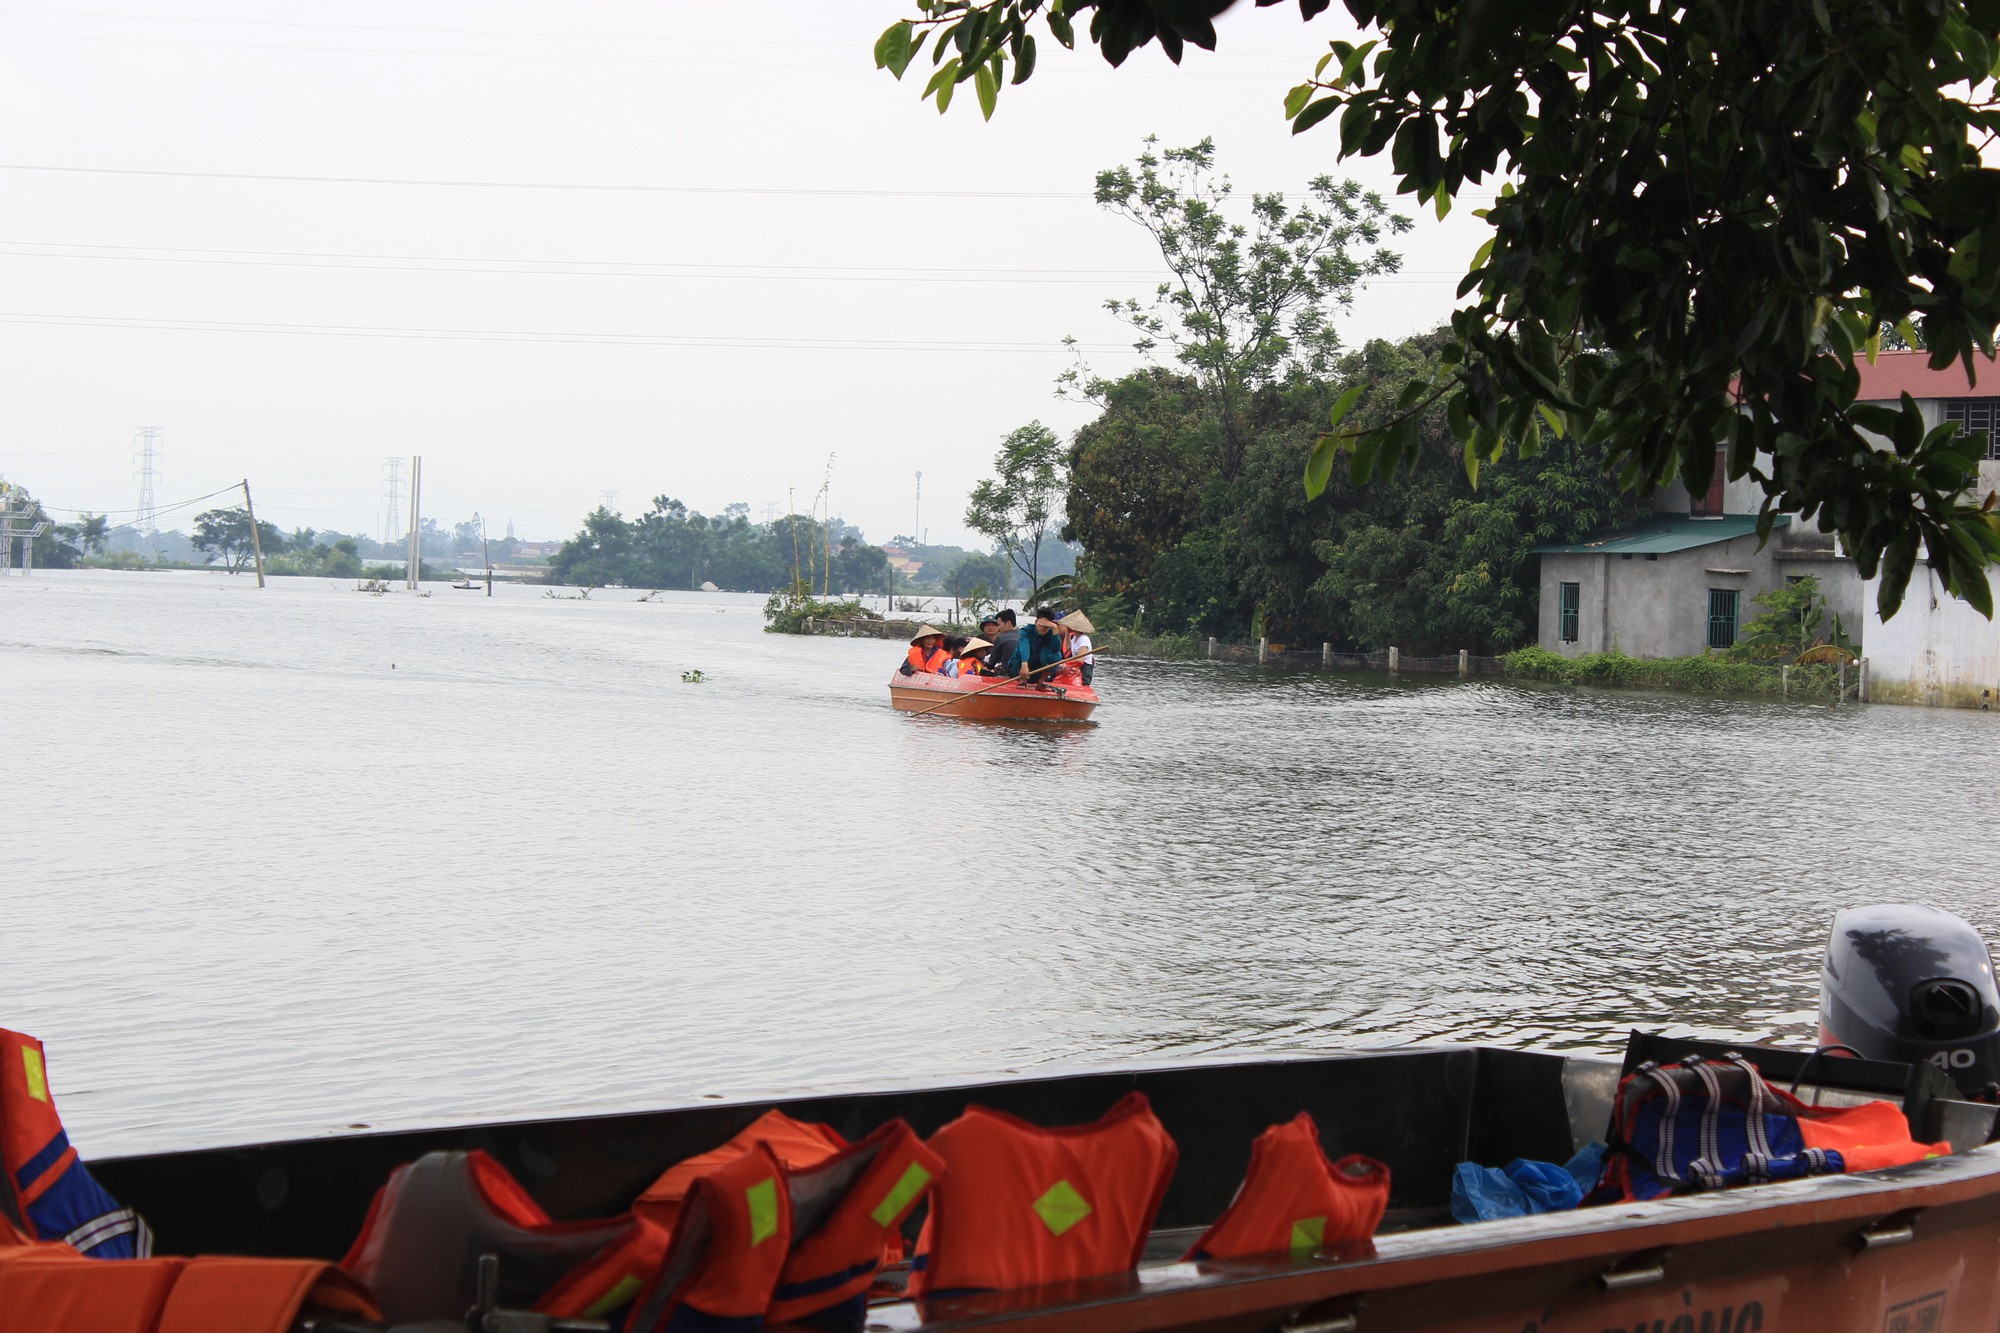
[3,569,1996,1158]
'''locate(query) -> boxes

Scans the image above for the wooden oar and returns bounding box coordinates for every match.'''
[905,648,1097,718]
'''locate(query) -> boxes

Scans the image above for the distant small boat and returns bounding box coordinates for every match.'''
[887,670,1098,723]
[451,581,481,590]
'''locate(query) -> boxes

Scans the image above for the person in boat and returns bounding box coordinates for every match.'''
[988,610,1024,679]
[939,635,969,677]
[955,637,992,677]
[901,625,949,676]
[1021,606,1067,684]
[1059,610,1096,686]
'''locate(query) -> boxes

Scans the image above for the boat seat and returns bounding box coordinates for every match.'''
[341,1149,634,1323]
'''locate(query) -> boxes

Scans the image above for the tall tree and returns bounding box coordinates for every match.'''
[966,421,1067,595]
[191,507,283,573]
[1080,136,1407,477]
[877,0,2000,616]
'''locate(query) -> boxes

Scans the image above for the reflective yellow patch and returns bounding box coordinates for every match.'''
[870,1161,933,1228]
[1031,1180,1092,1237]
[22,1048,47,1103]
[1290,1215,1327,1257]
[746,1177,779,1246]
[582,1274,644,1318]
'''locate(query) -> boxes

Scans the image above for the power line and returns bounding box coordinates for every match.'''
[0,238,1172,277]
[31,482,240,518]
[0,241,1469,285]
[0,245,1178,285]
[0,162,1088,200]
[0,312,1141,353]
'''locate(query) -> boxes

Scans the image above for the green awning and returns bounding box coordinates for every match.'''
[1532,514,1788,556]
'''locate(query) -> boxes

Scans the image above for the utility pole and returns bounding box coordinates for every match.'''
[240,480,267,587]
[914,471,922,547]
[381,456,405,546]
[482,516,493,597]
[133,427,161,534]
[406,455,422,590]
[0,484,51,576]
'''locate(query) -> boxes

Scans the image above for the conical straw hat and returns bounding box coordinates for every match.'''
[909,623,946,643]
[1058,611,1095,634]
[959,638,992,653]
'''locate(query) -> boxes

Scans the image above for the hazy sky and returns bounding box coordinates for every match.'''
[1,2,1491,545]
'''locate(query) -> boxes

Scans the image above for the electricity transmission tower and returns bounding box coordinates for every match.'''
[132,427,162,532]
[381,457,405,545]
[600,489,619,513]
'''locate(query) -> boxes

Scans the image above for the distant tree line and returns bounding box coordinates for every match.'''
[547,498,893,593]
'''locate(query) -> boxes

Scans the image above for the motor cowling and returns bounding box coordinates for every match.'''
[1820,904,2000,1097]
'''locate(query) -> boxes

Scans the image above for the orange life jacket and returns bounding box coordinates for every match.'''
[910,1091,1178,1297]
[958,656,985,676]
[0,1245,377,1333]
[341,1149,635,1323]
[540,1107,848,1320]
[626,1142,792,1333]
[0,1028,150,1259]
[1182,1113,1389,1261]
[768,1119,943,1325]
[1795,1099,1950,1173]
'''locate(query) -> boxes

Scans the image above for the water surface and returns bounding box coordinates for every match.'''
[3,570,1994,1156]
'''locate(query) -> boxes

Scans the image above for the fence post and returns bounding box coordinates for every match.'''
[1323,642,1331,667]
[1388,646,1399,674]
[1859,657,1869,702]
[1458,649,1469,677]
[1207,636,1216,660]
[1838,657,1847,705]
[1781,664,1789,699]
[1258,636,1268,665]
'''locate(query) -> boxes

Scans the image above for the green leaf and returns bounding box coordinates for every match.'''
[1327,383,1365,433]
[936,71,956,113]
[1434,187,1451,221]
[1012,33,1036,83]
[1536,402,1567,438]
[1046,7,1074,47]
[975,63,998,119]
[874,21,916,77]
[1292,96,1339,136]
[1463,436,1481,486]
[1304,433,1338,499]
[1284,83,1315,119]
[922,58,960,100]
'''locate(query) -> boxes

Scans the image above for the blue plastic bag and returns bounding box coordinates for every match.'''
[1450,1142,1607,1223]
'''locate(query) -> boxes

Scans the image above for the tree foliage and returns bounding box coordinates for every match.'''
[1067,332,1643,650]
[548,496,887,593]
[191,507,284,573]
[965,421,1068,593]
[1076,137,1408,476]
[878,0,2000,618]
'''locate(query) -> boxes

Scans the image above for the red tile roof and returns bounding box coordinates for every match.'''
[1855,350,2000,401]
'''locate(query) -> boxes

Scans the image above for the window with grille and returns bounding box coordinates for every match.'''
[1708,588,1739,650]
[1559,582,1580,643]
[1942,400,2000,460]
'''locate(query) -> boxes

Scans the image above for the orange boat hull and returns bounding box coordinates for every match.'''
[887,671,1099,723]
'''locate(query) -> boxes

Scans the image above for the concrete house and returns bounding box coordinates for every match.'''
[1534,351,2000,669]
[1853,353,2000,704]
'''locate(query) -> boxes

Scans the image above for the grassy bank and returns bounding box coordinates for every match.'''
[1500,646,1844,698]
[1095,629,1206,660]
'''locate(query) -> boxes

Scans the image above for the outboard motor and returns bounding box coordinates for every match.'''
[1820,904,2000,1098]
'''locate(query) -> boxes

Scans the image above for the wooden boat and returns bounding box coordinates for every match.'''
[887,670,1099,723]
[85,1035,2000,1333]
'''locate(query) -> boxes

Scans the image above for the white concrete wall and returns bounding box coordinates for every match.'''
[1860,562,2000,706]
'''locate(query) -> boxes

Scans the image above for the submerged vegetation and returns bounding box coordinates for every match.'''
[1501,647,1845,699]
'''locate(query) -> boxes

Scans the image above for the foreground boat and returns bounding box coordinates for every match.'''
[78,1036,2000,1333]
[887,670,1098,723]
